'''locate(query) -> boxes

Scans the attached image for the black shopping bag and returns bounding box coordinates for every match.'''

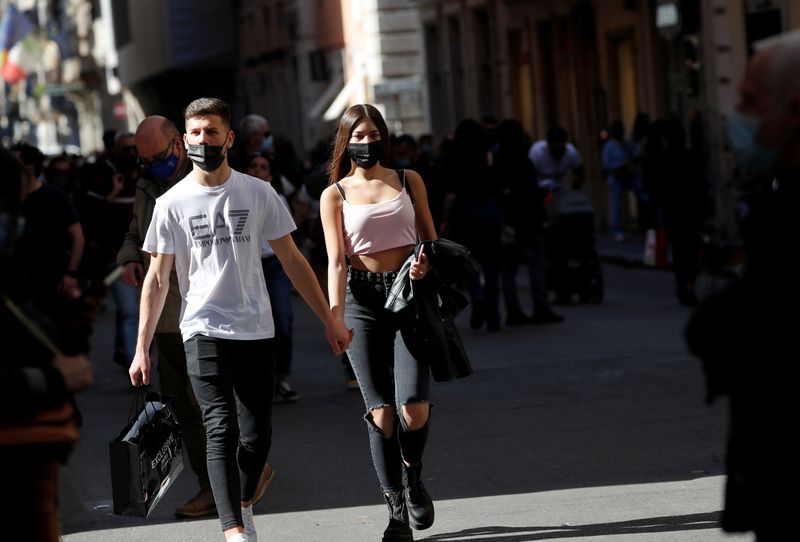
[109,390,183,517]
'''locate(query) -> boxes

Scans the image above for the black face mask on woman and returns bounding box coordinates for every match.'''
[187,134,230,172]
[348,140,384,169]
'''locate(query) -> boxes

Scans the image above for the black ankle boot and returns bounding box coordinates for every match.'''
[403,463,434,530]
[382,491,412,542]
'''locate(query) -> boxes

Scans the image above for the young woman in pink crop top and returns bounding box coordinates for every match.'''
[320,104,438,541]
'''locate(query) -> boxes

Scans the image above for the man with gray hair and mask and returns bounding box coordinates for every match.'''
[229,114,271,170]
[686,30,800,542]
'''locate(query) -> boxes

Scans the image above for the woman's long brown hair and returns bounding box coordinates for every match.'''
[328,104,390,184]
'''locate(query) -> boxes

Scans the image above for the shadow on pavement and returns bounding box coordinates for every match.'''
[419,511,721,541]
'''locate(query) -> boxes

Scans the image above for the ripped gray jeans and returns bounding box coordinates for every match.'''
[345,267,431,493]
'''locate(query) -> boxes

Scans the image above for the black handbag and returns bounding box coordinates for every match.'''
[109,390,183,517]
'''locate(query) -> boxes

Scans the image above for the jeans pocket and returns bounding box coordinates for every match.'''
[347,279,383,307]
[184,335,222,377]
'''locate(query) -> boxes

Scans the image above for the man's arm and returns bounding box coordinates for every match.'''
[269,234,351,354]
[128,252,174,386]
[65,221,84,273]
[59,221,84,299]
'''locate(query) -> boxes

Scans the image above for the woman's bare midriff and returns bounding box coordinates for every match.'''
[350,244,415,273]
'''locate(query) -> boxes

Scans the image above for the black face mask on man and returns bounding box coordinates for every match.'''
[187,133,230,172]
[348,140,384,169]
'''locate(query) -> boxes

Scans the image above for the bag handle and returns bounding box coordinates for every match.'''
[127,387,156,424]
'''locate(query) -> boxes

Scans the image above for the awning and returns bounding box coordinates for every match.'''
[307,71,363,122]
[306,71,344,120]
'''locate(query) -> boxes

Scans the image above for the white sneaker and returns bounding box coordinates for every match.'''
[226,534,249,542]
[241,505,257,542]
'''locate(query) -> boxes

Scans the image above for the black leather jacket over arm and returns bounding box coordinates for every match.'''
[384,238,480,382]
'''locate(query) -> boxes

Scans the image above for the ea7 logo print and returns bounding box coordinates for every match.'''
[189,210,251,248]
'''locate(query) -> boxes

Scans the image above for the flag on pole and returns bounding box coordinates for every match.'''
[0,2,40,84]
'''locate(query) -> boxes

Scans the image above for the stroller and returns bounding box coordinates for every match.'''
[543,187,604,303]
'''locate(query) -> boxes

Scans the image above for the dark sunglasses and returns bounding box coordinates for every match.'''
[138,140,174,166]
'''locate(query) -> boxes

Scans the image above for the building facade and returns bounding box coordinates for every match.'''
[1,0,114,155]
[234,0,427,154]
[414,0,799,236]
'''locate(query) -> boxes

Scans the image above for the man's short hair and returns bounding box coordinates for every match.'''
[184,98,232,129]
[10,142,45,177]
[238,114,268,138]
[113,131,135,145]
[395,134,417,148]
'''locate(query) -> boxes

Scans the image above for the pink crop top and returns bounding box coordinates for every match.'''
[337,172,416,256]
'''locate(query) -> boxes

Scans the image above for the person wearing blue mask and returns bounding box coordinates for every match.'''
[686,30,800,542]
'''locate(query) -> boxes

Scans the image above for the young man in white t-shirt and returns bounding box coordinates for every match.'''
[128,97,351,542]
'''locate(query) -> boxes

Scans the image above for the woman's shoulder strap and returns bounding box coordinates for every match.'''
[334,181,346,201]
[397,169,415,205]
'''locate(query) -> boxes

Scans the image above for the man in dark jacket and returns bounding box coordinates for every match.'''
[686,30,800,542]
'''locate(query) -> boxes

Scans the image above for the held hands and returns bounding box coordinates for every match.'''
[410,250,431,281]
[325,318,353,355]
[128,350,151,387]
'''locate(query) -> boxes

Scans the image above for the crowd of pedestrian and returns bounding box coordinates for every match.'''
[4,30,793,535]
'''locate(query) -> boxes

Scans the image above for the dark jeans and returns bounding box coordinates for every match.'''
[185,335,275,531]
[262,256,294,378]
[467,257,501,328]
[156,332,208,487]
[109,270,139,365]
[345,268,431,493]
[502,235,549,315]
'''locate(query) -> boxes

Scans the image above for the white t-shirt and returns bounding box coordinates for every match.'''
[261,193,291,258]
[143,169,296,341]
[528,139,583,186]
